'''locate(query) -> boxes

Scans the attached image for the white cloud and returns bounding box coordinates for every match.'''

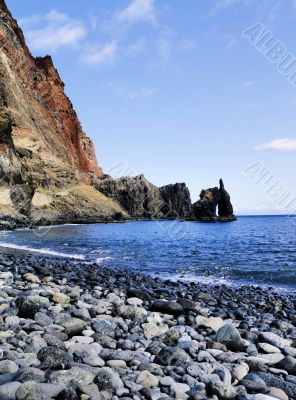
[106,82,157,100]
[128,87,157,100]
[20,9,86,52]
[210,0,251,15]
[256,138,296,151]
[82,41,118,66]
[117,0,156,25]
[237,80,255,89]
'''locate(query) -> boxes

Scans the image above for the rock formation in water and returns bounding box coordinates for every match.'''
[94,175,194,220]
[159,183,193,220]
[94,176,236,221]
[192,179,236,221]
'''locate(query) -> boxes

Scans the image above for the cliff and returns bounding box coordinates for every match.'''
[0,0,129,227]
[0,1,102,184]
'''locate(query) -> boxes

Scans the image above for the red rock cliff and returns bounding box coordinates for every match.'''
[0,0,102,187]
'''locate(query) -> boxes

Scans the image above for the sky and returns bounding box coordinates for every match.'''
[6,0,296,215]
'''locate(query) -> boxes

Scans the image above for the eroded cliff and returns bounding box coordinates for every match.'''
[0,1,102,185]
[0,0,129,226]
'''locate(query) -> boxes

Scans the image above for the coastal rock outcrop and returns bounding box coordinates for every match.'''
[94,174,163,219]
[94,175,193,220]
[159,183,193,219]
[192,179,236,221]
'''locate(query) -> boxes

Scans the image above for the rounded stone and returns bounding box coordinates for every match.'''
[62,318,86,336]
[52,293,70,305]
[136,370,159,388]
[0,360,19,374]
[216,324,241,343]
[38,347,73,369]
[22,273,40,284]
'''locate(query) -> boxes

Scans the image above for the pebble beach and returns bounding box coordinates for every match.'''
[0,251,295,400]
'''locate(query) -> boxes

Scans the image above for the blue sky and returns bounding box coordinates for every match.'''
[6,0,296,214]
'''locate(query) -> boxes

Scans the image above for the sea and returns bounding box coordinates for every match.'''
[0,216,295,290]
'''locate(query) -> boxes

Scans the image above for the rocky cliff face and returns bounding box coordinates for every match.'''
[94,175,193,220]
[94,174,162,219]
[192,179,236,221]
[0,0,128,226]
[0,0,102,187]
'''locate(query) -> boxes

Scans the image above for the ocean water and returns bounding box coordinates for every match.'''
[0,216,295,289]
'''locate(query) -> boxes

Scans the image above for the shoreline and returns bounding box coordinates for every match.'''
[0,250,295,399]
[0,240,295,294]
[0,242,294,294]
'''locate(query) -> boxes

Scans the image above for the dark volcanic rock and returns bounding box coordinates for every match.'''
[192,179,236,221]
[154,346,189,366]
[218,178,234,218]
[16,296,39,319]
[38,347,73,369]
[94,174,194,220]
[159,182,193,219]
[257,372,296,399]
[150,300,184,315]
[10,182,35,216]
[94,174,162,219]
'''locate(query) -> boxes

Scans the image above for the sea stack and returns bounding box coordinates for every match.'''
[192,179,236,221]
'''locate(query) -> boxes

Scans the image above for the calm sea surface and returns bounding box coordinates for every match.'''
[0,216,295,289]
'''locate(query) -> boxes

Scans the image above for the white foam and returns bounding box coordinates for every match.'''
[96,257,111,264]
[0,242,85,260]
